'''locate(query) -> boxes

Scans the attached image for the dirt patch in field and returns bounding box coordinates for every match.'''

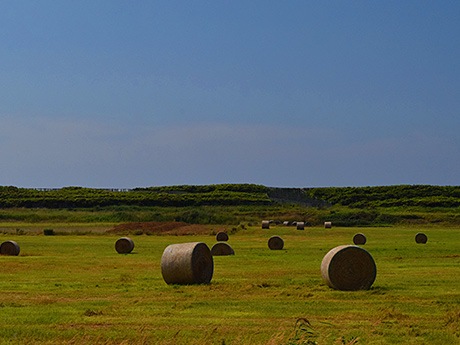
[107,221,218,236]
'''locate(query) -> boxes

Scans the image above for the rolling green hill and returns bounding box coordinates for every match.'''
[1,184,460,226]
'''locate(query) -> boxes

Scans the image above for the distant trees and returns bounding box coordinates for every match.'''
[1,184,459,210]
[0,184,272,208]
[304,185,460,208]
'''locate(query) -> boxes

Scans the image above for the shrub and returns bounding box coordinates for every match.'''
[43,229,55,236]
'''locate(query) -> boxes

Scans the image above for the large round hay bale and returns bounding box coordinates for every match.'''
[296,222,305,230]
[321,245,376,291]
[0,240,20,256]
[261,220,270,229]
[324,221,332,229]
[415,232,427,244]
[268,235,284,250]
[211,242,235,256]
[353,233,367,245]
[115,237,135,254]
[215,232,229,242]
[161,242,213,285]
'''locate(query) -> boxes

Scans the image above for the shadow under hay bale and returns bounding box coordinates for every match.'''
[415,232,428,244]
[215,232,229,242]
[0,240,20,256]
[115,237,135,254]
[353,233,367,245]
[161,242,213,285]
[296,222,305,230]
[324,221,332,229]
[268,235,284,250]
[211,242,235,256]
[261,220,270,229]
[321,245,376,291]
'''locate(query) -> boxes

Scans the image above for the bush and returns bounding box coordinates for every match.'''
[43,229,55,236]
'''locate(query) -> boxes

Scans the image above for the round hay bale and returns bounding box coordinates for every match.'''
[211,242,235,256]
[115,237,135,254]
[261,220,270,229]
[415,232,428,244]
[0,240,20,256]
[321,245,376,291]
[296,222,305,230]
[283,221,289,226]
[161,242,213,285]
[353,233,367,245]
[215,232,229,242]
[268,235,284,250]
[324,221,332,229]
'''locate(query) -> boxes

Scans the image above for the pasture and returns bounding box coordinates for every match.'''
[0,225,458,344]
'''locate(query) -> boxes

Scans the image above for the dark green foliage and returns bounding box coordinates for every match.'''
[0,184,272,208]
[3,184,459,209]
[43,228,55,236]
[133,183,268,194]
[323,210,379,227]
[305,185,460,208]
[1,184,460,226]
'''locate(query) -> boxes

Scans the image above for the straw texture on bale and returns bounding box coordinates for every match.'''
[296,222,305,230]
[321,245,376,291]
[215,232,229,242]
[261,220,270,229]
[211,242,235,256]
[0,240,20,256]
[324,221,332,229]
[353,233,367,245]
[115,237,135,254]
[268,235,284,250]
[161,242,213,285]
[415,232,428,244]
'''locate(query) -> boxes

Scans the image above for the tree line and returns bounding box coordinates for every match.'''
[1,184,459,209]
[304,185,460,208]
[0,184,272,208]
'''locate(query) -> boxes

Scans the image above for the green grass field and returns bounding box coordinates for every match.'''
[0,225,458,344]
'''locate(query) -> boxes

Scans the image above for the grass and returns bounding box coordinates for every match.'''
[2,203,460,227]
[0,225,458,344]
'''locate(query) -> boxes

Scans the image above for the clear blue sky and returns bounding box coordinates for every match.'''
[1,1,459,188]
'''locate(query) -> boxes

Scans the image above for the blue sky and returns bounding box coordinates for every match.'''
[1,1,459,188]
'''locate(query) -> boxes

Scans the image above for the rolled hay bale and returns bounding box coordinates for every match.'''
[0,240,20,256]
[215,232,229,242]
[415,232,428,244]
[283,221,289,226]
[261,220,270,229]
[296,222,305,230]
[115,237,135,254]
[268,235,284,250]
[321,245,376,291]
[324,221,332,229]
[211,242,235,256]
[161,242,213,285]
[353,233,367,245]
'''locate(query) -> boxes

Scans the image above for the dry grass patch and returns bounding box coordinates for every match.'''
[107,222,213,236]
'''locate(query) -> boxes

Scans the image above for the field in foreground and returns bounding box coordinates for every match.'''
[0,225,458,344]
